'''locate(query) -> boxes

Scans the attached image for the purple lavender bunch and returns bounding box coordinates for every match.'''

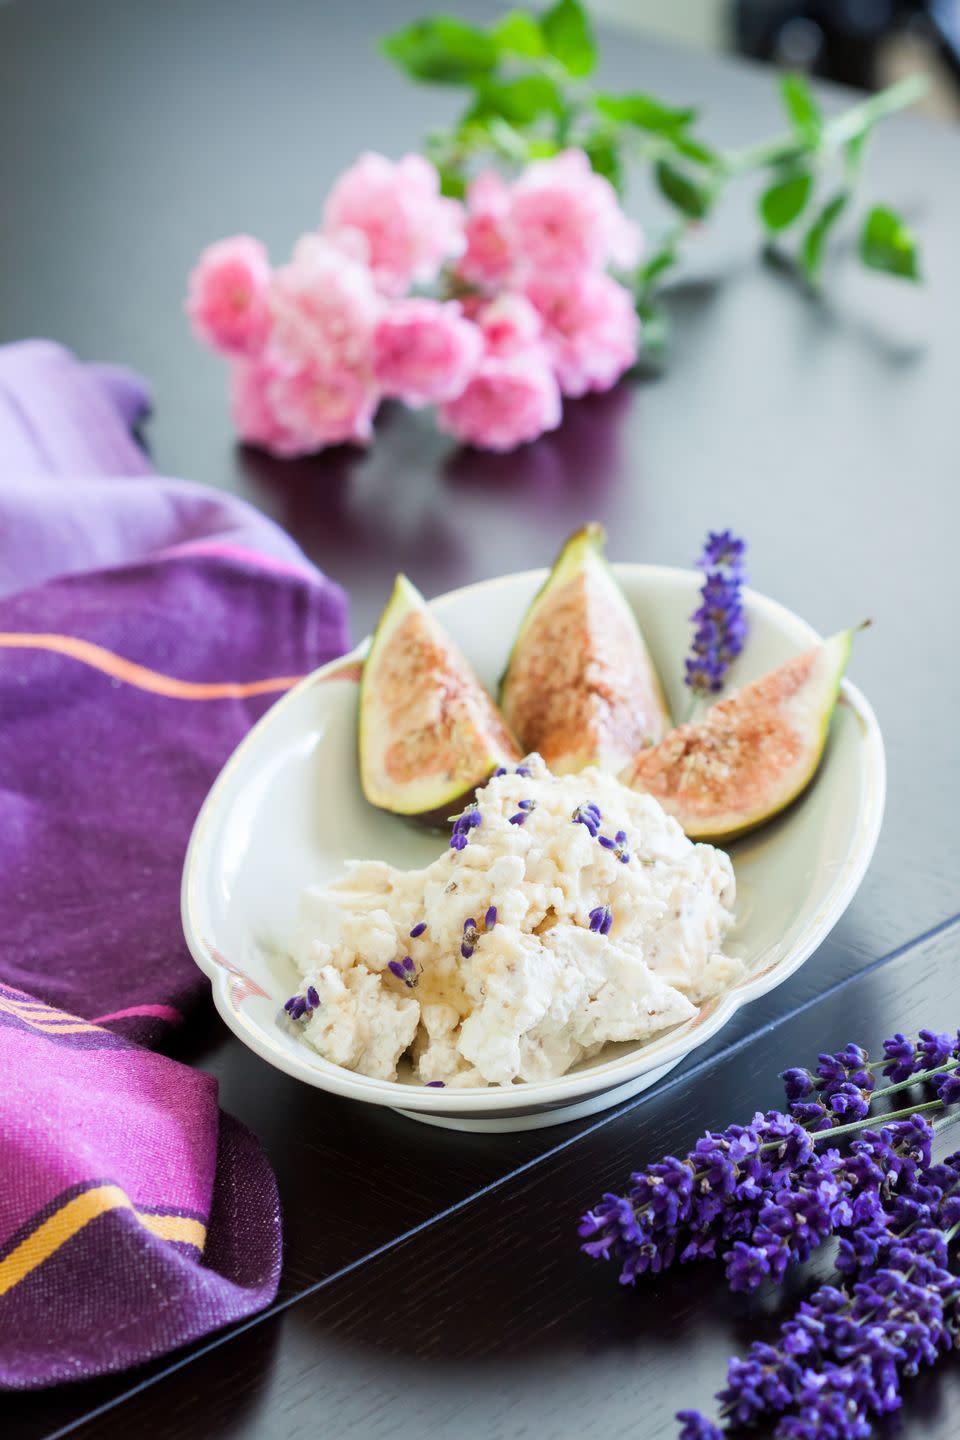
[582,1034,960,1301]
[682,1147,960,1440]
[685,530,748,698]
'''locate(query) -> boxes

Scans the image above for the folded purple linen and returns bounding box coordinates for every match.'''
[0,341,351,1386]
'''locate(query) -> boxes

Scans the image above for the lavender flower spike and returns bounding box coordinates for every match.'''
[685,529,748,699]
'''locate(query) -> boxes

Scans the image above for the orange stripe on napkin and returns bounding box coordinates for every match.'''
[0,632,303,699]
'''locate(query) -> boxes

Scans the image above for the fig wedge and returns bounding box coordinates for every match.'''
[499,523,671,775]
[620,629,854,841]
[359,575,521,820]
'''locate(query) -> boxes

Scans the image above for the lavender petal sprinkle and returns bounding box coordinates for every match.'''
[461,917,480,959]
[588,905,613,936]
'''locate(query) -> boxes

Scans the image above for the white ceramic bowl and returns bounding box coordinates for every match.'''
[181,566,885,1132]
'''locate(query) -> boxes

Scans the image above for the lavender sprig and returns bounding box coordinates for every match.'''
[582,1031,960,1303]
[581,1115,927,1294]
[684,1154,960,1439]
[685,530,748,700]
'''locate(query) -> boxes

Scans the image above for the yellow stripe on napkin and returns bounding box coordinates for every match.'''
[0,1186,206,1297]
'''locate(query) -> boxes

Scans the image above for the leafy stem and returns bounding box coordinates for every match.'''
[382,3,929,361]
[722,73,927,176]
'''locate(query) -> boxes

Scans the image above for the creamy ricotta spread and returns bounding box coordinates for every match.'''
[287,755,740,1086]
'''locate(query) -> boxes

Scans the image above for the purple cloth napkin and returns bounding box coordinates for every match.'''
[0,341,351,1387]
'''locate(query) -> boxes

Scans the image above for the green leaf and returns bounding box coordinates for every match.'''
[381,17,498,84]
[469,72,564,125]
[638,247,678,289]
[437,166,467,200]
[583,134,623,193]
[527,137,561,159]
[859,205,921,280]
[800,192,849,280]
[491,11,545,57]
[526,138,564,159]
[780,72,822,139]
[759,168,814,232]
[541,0,595,78]
[670,134,720,167]
[654,159,712,219]
[595,91,697,136]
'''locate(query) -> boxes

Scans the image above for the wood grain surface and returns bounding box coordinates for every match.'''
[1,0,958,1436]
[35,921,960,1440]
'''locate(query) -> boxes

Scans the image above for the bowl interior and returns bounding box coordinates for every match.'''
[183,566,883,1111]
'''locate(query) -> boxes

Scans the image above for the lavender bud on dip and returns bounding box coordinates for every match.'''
[387,956,419,989]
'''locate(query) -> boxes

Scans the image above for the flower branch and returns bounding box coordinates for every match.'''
[385,1,929,355]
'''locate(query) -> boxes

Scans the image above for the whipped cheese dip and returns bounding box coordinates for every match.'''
[287,755,740,1086]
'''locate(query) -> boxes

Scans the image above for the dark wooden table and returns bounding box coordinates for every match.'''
[2,1,959,1436]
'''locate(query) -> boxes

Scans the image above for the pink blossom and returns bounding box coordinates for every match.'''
[323,152,465,298]
[267,361,379,450]
[527,271,639,398]
[372,299,482,406]
[269,234,381,372]
[186,236,271,357]
[511,150,640,277]
[457,170,516,289]
[474,293,543,359]
[438,355,561,452]
[229,358,306,457]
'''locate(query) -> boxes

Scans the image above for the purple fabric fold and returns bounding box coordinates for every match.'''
[0,341,351,1387]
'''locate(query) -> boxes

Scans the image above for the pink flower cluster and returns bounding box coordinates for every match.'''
[186,149,641,456]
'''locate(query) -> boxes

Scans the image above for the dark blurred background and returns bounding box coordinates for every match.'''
[604,0,960,112]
